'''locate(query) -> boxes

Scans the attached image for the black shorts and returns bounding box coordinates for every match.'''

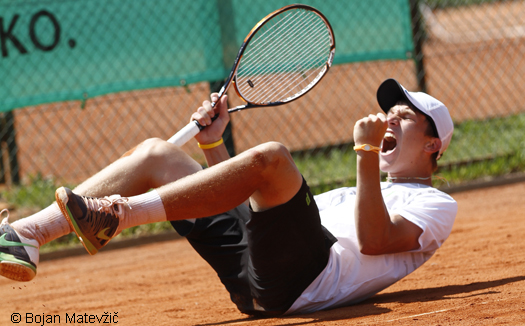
[170,178,336,316]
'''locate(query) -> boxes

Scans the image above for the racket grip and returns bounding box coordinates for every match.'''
[167,121,201,147]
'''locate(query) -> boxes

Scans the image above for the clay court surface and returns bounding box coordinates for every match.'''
[0,181,524,325]
[1,2,524,325]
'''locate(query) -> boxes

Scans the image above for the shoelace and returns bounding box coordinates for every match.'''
[82,195,132,220]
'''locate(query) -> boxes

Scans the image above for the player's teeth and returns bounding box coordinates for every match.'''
[384,131,396,139]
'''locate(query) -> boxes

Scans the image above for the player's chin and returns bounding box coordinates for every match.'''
[379,152,396,172]
[379,160,391,173]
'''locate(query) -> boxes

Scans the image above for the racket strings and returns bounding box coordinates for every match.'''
[239,43,326,102]
[236,9,332,104]
[241,47,327,103]
[240,11,326,77]
[246,11,326,63]
[244,25,330,101]
[239,15,315,81]
[247,43,327,99]
[242,18,328,81]
[242,10,307,60]
[257,62,327,103]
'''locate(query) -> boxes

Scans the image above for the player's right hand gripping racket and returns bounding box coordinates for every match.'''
[167,4,335,147]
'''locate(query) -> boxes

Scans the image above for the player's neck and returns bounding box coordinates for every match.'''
[386,175,433,186]
[384,158,435,186]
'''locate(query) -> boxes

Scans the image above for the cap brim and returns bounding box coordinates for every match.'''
[377,78,410,113]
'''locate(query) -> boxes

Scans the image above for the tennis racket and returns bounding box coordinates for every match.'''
[167,4,336,146]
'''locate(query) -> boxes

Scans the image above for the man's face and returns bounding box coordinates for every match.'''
[379,103,434,175]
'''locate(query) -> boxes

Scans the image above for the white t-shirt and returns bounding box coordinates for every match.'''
[286,182,458,314]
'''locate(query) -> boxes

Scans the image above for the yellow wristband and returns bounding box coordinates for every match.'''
[353,144,381,154]
[198,138,224,150]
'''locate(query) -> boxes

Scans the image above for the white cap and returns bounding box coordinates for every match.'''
[376,78,454,159]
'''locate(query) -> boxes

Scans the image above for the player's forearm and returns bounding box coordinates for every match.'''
[354,152,391,254]
[202,144,231,167]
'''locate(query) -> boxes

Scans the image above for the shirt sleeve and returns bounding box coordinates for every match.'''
[314,187,357,212]
[394,190,458,253]
[313,191,332,212]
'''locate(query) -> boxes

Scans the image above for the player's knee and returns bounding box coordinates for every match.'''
[261,141,292,160]
[134,138,185,163]
[248,142,295,172]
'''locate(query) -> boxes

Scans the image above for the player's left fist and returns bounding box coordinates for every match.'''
[353,113,387,147]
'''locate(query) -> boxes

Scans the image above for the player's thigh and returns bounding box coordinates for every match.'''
[171,205,254,313]
[247,178,335,314]
[74,138,202,196]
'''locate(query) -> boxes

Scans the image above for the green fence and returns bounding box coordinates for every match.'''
[1,0,413,111]
[1,0,525,216]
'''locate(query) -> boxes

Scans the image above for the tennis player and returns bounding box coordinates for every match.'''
[0,79,457,316]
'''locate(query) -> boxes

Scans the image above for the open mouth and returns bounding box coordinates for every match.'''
[382,131,397,154]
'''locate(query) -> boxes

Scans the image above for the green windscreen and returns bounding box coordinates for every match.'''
[0,0,414,112]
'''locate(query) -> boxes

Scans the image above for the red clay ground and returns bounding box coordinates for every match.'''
[1,181,525,325]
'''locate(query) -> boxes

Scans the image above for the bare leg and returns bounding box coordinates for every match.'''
[74,138,203,197]
[157,141,303,220]
[13,138,201,246]
[54,140,302,236]
[2,138,206,281]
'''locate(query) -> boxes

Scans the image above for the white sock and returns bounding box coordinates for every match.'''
[11,202,72,247]
[11,190,166,244]
[116,190,167,234]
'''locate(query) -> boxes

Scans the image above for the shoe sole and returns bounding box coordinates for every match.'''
[0,259,36,282]
[55,187,98,256]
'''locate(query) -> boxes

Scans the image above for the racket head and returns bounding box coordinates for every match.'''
[230,4,335,110]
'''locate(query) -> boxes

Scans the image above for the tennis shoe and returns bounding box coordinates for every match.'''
[55,187,131,255]
[0,210,39,282]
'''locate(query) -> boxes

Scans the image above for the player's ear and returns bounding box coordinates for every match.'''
[424,137,442,154]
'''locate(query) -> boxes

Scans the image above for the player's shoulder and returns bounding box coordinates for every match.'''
[313,186,357,209]
[381,182,457,203]
[315,186,356,200]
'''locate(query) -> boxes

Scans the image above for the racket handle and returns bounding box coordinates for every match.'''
[167,113,220,147]
[167,121,202,147]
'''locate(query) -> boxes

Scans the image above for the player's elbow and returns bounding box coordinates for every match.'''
[358,242,387,256]
[358,233,422,255]
[356,228,391,255]
[357,232,397,255]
